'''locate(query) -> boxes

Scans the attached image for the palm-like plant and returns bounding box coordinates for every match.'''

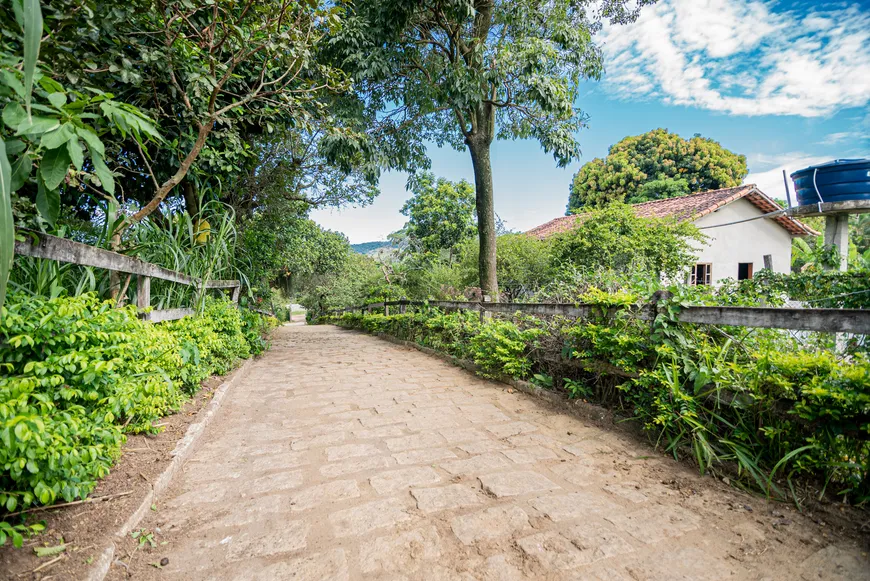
[129,200,245,310]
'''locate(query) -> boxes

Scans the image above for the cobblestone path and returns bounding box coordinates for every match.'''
[125,325,868,580]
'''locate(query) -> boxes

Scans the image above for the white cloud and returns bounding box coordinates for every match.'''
[601,0,870,117]
[819,131,855,145]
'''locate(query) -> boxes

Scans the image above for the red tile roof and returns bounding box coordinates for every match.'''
[526,185,818,239]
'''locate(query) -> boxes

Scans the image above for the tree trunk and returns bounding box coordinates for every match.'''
[182,180,199,217]
[467,139,498,299]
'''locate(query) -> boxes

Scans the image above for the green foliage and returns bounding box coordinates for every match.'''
[338,0,650,168]
[551,204,705,281]
[568,129,748,211]
[239,213,350,300]
[0,520,44,548]
[131,201,241,310]
[3,0,357,228]
[399,172,476,261]
[0,293,272,518]
[736,268,870,311]
[456,234,555,301]
[299,252,398,316]
[1,59,161,226]
[470,320,543,380]
[329,294,870,503]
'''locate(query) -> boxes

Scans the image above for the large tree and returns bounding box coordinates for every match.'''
[334,0,653,298]
[3,0,369,231]
[568,128,748,212]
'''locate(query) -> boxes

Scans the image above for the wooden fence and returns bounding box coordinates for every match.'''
[335,299,870,335]
[13,230,240,322]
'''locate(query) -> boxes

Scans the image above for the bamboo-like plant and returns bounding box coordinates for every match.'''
[129,199,246,310]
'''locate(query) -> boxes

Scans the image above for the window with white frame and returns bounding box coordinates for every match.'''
[691,263,712,285]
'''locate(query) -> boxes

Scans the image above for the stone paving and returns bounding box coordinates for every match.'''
[137,325,869,581]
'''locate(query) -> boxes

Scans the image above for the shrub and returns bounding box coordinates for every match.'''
[0,294,273,518]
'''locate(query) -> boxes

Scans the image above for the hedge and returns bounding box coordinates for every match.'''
[0,293,277,529]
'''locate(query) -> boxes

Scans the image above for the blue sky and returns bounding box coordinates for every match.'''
[311,0,870,244]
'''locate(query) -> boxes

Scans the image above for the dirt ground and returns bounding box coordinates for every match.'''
[98,325,867,581]
[0,373,232,581]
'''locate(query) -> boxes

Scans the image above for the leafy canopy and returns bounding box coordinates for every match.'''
[568,128,748,211]
[399,172,476,260]
[456,234,554,299]
[551,203,705,280]
[336,0,651,165]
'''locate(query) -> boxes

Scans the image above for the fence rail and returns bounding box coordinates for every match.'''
[334,299,870,334]
[13,230,240,322]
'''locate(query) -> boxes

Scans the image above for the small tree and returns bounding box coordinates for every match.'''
[400,173,476,262]
[336,0,654,297]
[568,128,748,211]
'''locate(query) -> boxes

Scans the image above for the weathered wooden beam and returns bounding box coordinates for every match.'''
[675,306,870,333]
[375,300,870,334]
[137,275,151,320]
[205,279,240,289]
[15,230,194,285]
[145,308,194,323]
[14,230,240,291]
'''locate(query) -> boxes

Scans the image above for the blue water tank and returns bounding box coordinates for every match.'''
[790,158,870,206]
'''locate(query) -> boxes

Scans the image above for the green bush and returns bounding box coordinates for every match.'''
[0,294,274,519]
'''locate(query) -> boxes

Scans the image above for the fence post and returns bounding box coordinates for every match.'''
[137,275,151,321]
[385,304,390,316]
[231,284,241,304]
[480,294,492,323]
[763,254,773,270]
[399,302,407,314]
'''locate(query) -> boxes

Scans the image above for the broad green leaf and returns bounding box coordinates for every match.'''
[36,179,60,225]
[39,146,71,190]
[0,137,13,318]
[4,139,25,156]
[2,102,27,129]
[16,116,60,136]
[10,152,31,192]
[1,71,24,98]
[11,0,24,27]
[67,136,83,170]
[23,0,42,118]
[91,152,114,195]
[5,495,15,512]
[75,126,105,157]
[40,122,74,150]
[47,91,66,108]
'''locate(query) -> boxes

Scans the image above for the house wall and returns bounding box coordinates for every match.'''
[690,198,793,284]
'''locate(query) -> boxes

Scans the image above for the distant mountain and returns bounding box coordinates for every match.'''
[350,241,391,255]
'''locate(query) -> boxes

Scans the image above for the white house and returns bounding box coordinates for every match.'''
[526,185,818,285]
